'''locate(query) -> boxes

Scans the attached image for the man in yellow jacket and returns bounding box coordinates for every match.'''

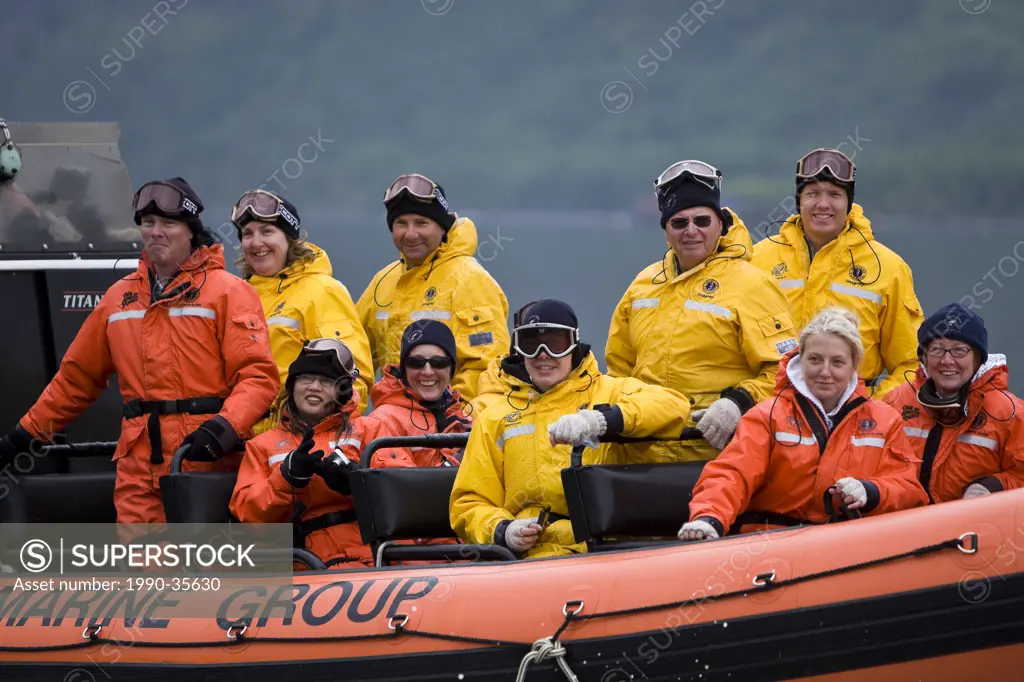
[605,160,798,462]
[750,148,924,398]
[357,174,509,403]
[450,299,694,559]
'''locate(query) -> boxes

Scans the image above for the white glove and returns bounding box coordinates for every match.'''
[833,477,867,510]
[677,519,720,542]
[548,410,607,447]
[504,518,542,552]
[963,483,992,500]
[693,398,742,450]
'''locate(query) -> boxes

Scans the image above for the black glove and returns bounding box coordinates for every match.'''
[0,425,34,471]
[280,429,324,488]
[179,416,238,462]
[316,449,360,495]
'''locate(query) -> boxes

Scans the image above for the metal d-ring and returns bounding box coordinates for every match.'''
[562,600,585,617]
[957,532,979,555]
[226,623,248,641]
[81,624,102,640]
[388,614,409,631]
[753,570,776,587]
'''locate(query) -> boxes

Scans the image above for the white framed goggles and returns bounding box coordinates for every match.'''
[654,160,723,192]
[513,323,579,359]
[303,338,359,379]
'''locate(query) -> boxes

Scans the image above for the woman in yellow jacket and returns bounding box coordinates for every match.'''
[357,174,510,404]
[449,299,694,559]
[750,148,924,399]
[233,189,373,431]
[605,161,798,463]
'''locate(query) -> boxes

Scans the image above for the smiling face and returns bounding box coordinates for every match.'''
[799,180,849,249]
[404,343,453,402]
[292,374,338,422]
[801,333,856,412]
[665,206,721,272]
[240,221,290,276]
[140,214,193,276]
[924,339,980,397]
[525,350,573,391]
[392,214,445,266]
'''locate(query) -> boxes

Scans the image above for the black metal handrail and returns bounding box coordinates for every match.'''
[37,441,118,457]
[358,433,470,469]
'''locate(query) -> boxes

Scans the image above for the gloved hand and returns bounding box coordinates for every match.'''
[0,425,33,470]
[963,483,992,500]
[504,518,543,553]
[280,429,325,488]
[317,448,360,495]
[179,416,238,462]
[693,398,742,450]
[677,519,720,542]
[548,410,607,447]
[832,477,868,510]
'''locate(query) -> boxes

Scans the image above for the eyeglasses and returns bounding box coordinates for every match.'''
[667,214,715,230]
[405,356,452,370]
[926,345,972,359]
[655,160,723,192]
[232,189,299,230]
[294,374,337,387]
[132,181,200,218]
[302,338,358,379]
[382,173,451,213]
[513,323,579,359]
[796,148,855,184]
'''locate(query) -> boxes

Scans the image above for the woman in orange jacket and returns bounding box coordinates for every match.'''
[365,320,471,468]
[678,307,929,541]
[883,303,1024,503]
[229,338,383,568]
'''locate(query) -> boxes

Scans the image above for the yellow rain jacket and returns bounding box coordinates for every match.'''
[449,350,693,559]
[248,243,374,431]
[605,209,797,462]
[469,354,508,416]
[750,204,924,398]
[357,217,510,403]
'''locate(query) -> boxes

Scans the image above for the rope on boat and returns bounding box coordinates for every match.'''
[0,533,977,655]
[515,637,579,682]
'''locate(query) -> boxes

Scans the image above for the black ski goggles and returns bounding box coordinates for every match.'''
[655,160,723,192]
[796,148,855,184]
[513,323,579,359]
[132,181,200,220]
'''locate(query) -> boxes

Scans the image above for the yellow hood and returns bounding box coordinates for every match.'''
[248,241,334,295]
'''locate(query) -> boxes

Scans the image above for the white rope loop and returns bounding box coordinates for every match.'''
[515,636,579,682]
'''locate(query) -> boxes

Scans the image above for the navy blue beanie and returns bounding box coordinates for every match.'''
[917,302,988,364]
[400,320,457,370]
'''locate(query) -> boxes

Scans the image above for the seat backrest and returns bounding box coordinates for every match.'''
[560,461,708,543]
[0,471,116,523]
[159,472,239,524]
[349,467,459,544]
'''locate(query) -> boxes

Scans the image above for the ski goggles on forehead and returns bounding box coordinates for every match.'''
[655,160,723,192]
[513,324,579,359]
[382,173,450,210]
[132,181,200,218]
[796,149,855,183]
[231,189,298,230]
[304,339,358,378]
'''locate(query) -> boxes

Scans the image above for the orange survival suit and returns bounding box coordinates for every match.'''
[687,350,929,536]
[18,243,279,523]
[229,400,382,568]
[883,354,1024,503]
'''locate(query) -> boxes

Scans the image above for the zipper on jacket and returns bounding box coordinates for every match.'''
[918,425,944,503]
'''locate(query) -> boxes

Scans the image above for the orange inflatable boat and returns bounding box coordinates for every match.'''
[1,434,1023,681]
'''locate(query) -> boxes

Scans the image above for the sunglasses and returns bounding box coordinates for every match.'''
[513,323,578,359]
[232,189,299,230]
[668,214,715,229]
[132,181,200,218]
[655,160,723,192]
[405,356,452,370]
[796,148,855,184]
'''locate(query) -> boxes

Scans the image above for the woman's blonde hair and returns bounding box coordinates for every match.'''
[235,231,317,279]
[799,306,864,367]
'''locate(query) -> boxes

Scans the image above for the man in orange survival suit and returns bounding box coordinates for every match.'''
[0,177,280,523]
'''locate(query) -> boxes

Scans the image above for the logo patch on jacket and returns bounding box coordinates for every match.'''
[182,288,200,303]
[274,301,285,314]
[901,405,920,421]
[847,264,866,285]
[504,411,521,424]
[424,287,437,303]
[121,291,139,309]
[469,331,493,347]
[859,418,877,432]
[776,338,798,354]
[970,412,988,430]
[772,263,787,278]
[699,278,719,298]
